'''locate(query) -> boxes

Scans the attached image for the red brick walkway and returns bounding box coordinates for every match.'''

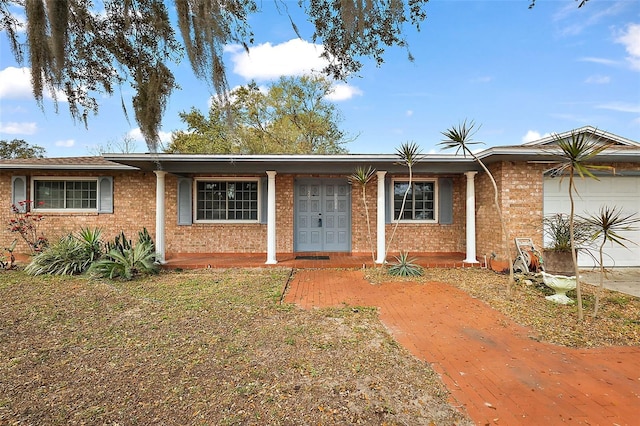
[284,269,640,425]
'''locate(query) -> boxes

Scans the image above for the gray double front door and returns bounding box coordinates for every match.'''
[294,178,351,252]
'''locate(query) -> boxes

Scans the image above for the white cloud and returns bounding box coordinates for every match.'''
[226,39,329,80]
[406,110,414,117]
[55,139,75,148]
[596,102,640,113]
[584,75,610,84]
[554,1,627,36]
[0,66,68,102]
[0,121,37,135]
[127,127,172,145]
[325,83,362,102]
[522,130,551,143]
[471,76,492,83]
[579,57,619,66]
[616,23,640,71]
[0,67,32,99]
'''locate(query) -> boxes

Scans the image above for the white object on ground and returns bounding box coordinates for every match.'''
[541,271,577,305]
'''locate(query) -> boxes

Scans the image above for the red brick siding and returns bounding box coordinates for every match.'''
[382,175,466,255]
[8,162,632,259]
[0,171,156,254]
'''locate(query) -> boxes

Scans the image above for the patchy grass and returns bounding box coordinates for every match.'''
[0,269,470,425]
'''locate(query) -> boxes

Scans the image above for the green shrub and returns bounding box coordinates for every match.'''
[25,228,104,276]
[388,251,423,277]
[90,229,158,280]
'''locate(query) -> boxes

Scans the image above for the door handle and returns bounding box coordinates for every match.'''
[318,213,322,227]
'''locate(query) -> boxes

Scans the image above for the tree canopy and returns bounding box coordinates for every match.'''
[0,139,46,159]
[166,75,351,154]
[1,0,589,153]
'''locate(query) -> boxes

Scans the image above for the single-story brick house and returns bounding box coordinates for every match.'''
[2,126,639,267]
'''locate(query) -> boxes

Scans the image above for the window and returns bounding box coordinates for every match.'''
[392,179,437,221]
[34,179,98,210]
[196,180,259,221]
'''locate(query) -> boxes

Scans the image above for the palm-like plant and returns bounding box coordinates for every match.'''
[388,251,424,277]
[581,206,639,318]
[547,129,614,320]
[90,228,158,280]
[90,239,158,280]
[439,120,514,295]
[385,141,423,263]
[349,165,376,263]
[25,228,104,276]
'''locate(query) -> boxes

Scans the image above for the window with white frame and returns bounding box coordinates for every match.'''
[33,178,98,210]
[196,179,259,221]
[392,179,437,221]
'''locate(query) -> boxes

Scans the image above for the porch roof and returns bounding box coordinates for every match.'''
[102,152,483,174]
[102,144,640,175]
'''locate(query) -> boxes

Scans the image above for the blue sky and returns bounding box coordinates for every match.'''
[1,0,639,157]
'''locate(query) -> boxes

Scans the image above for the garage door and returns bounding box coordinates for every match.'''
[544,176,640,267]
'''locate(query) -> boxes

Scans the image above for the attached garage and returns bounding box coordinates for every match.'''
[544,175,640,267]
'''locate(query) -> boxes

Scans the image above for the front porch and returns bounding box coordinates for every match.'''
[162,252,485,270]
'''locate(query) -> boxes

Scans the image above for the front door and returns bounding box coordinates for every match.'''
[295,179,351,252]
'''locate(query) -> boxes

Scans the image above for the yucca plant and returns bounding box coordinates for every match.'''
[385,141,423,263]
[439,120,514,295]
[547,129,614,320]
[581,206,639,318]
[25,228,104,276]
[77,227,104,263]
[349,165,376,263]
[388,251,423,277]
[90,230,158,280]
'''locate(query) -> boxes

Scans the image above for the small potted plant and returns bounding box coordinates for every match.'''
[542,213,590,275]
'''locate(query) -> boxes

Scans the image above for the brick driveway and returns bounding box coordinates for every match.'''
[284,269,640,425]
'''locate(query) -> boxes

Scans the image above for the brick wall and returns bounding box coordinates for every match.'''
[381,174,466,255]
[0,171,156,254]
[475,162,546,261]
[6,162,632,259]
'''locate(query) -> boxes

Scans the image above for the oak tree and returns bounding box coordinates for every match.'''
[166,75,351,154]
[0,139,46,159]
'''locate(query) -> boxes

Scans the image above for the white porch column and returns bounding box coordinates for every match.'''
[375,171,387,264]
[464,171,479,263]
[154,170,167,264]
[265,171,277,264]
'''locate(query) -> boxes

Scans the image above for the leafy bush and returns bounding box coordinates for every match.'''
[543,213,591,251]
[8,200,48,253]
[388,251,424,277]
[90,229,158,280]
[25,228,104,276]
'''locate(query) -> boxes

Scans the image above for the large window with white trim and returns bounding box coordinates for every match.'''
[392,179,437,222]
[33,178,98,210]
[196,179,259,221]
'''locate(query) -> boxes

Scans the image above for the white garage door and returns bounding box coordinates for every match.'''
[544,176,640,267]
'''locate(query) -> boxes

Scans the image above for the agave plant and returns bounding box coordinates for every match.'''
[90,230,158,280]
[581,206,639,318]
[388,251,424,277]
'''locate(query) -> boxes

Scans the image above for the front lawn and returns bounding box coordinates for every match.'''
[0,269,470,425]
